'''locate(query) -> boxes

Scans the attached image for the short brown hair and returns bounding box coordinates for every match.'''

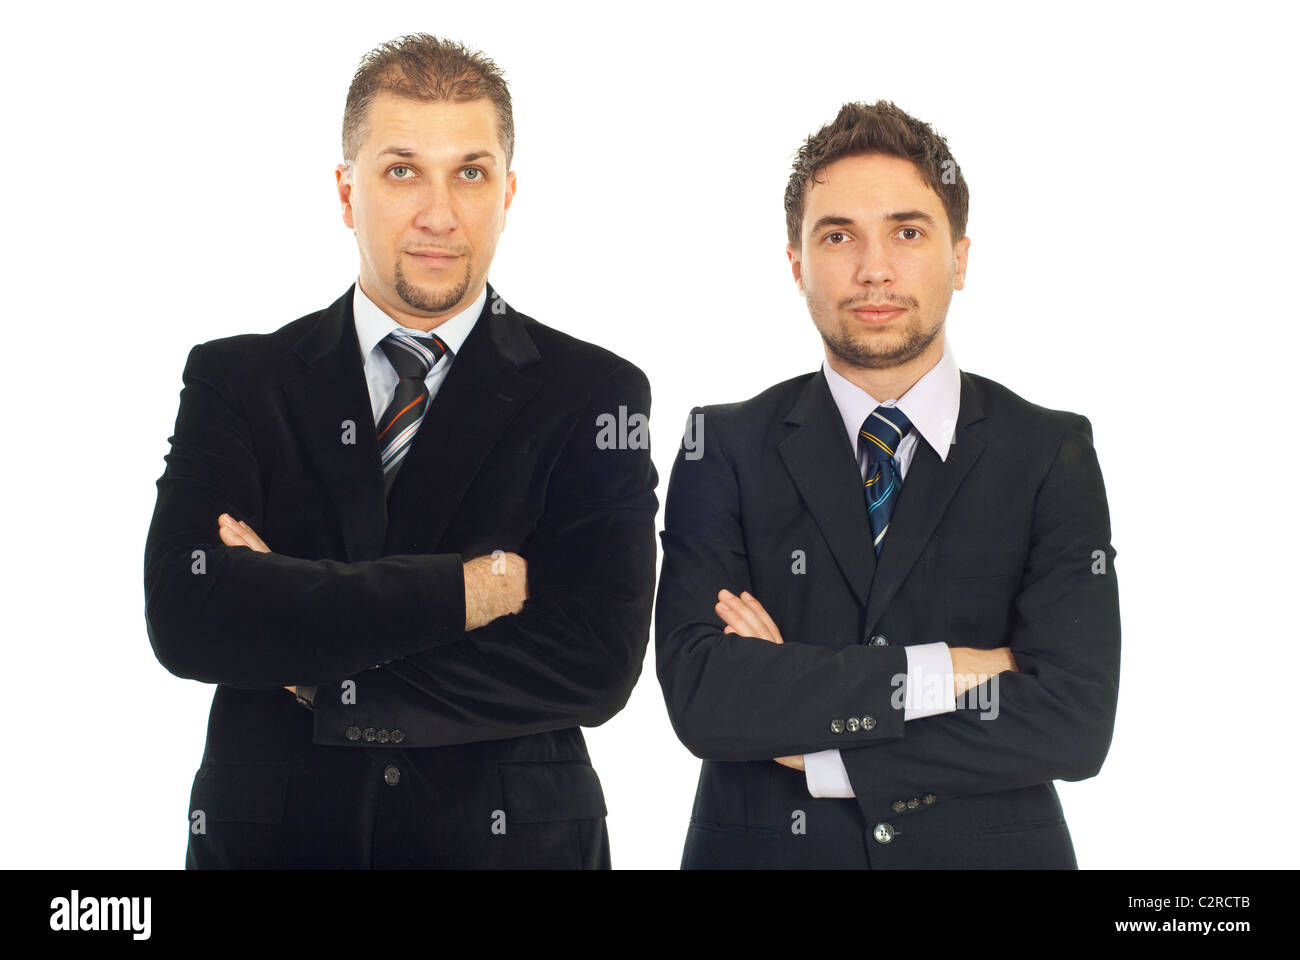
[342,33,514,169]
[784,100,968,249]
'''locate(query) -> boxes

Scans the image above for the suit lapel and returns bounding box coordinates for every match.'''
[383,281,541,552]
[863,370,986,632]
[778,371,878,609]
[283,284,388,561]
[778,368,989,627]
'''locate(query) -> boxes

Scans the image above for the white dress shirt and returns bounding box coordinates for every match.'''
[803,336,962,798]
[352,278,488,424]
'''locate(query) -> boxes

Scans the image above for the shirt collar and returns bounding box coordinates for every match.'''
[353,278,487,363]
[822,336,961,462]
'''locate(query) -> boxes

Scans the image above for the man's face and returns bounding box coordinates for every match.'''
[787,153,968,370]
[336,92,515,324]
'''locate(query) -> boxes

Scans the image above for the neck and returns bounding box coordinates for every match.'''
[825,336,944,402]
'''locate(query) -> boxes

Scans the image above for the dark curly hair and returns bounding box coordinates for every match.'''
[784,100,968,249]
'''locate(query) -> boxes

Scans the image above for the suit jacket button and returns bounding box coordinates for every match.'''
[907,797,920,809]
[869,634,889,646]
[376,729,390,743]
[362,727,377,742]
[383,765,400,786]
[861,716,876,731]
[345,726,362,741]
[392,729,405,744]
[830,718,845,734]
[872,823,895,844]
[923,794,937,805]
[891,800,907,813]
[845,717,861,733]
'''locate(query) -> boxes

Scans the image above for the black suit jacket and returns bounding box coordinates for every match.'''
[144,282,658,868]
[654,364,1120,868]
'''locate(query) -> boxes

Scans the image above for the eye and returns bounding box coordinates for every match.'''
[389,165,414,180]
[896,226,923,240]
[825,231,850,245]
[460,166,486,182]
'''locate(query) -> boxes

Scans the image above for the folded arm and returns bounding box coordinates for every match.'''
[655,408,911,760]
[838,415,1121,820]
[310,362,659,747]
[143,341,466,690]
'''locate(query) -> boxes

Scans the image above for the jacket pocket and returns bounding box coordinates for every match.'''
[497,761,608,824]
[189,761,288,824]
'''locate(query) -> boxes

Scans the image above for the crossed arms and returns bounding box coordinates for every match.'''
[654,406,1121,817]
[143,341,658,746]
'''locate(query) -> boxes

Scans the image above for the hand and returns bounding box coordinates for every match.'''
[714,589,784,644]
[217,514,295,696]
[463,551,529,631]
[949,646,1019,697]
[218,513,271,553]
[714,589,800,769]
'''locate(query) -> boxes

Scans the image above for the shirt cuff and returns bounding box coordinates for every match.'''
[804,749,855,798]
[902,642,956,720]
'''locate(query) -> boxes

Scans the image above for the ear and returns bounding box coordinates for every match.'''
[786,242,804,292]
[952,235,971,291]
[336,164,355,230]
[500,169,518,230]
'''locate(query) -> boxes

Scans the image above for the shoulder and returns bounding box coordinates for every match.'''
[511,309,651,404]
[693,373,816,428]
[963,369,1090,433]
[187,304,325,369]
[961,370,1099,478]
[518,312,640,378]
[661,373,818,468]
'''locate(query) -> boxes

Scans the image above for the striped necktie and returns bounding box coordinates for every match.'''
[376,331,448,494]
[859,404,913,556]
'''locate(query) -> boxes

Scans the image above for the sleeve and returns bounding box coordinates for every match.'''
[839,414,1121,823]
[310,362,659,747]
[142,342,467,690]
[654,407,910,761]
[805,750,855,797]
[804,643,955,797]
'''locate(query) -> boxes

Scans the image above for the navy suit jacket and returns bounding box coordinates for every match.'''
[655,365,1120,868]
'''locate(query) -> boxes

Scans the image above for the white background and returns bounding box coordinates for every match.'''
[2,0,1296,869]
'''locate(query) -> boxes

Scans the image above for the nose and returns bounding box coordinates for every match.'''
[412,179,459,235]
[853,239,894,287]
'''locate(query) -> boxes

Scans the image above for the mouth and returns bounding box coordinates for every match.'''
[406,250,462,268]
[851,305,906,325]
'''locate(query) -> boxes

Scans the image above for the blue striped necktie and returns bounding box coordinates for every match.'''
[859,404,913,556]
[376,331,448,494]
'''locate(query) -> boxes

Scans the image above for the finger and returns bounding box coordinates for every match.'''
[218,521,255,550]
[717,590,759,629]
[721,591,778,643]
[715,596,765,638]
[237,520,271,553]
[739,591,784,644]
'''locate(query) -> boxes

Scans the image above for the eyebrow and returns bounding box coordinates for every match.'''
[375,147,498,165]
[809,210,937,233]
